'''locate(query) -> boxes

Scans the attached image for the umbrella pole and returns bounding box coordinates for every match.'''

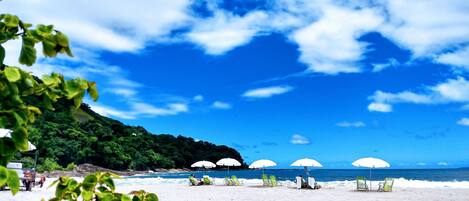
[369,168,372,191]
[228,166,230,175]
[304,166,309,177]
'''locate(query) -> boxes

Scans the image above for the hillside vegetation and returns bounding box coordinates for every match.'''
[21,100,243,171]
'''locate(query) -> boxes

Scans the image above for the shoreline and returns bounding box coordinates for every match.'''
[41,163,190,178]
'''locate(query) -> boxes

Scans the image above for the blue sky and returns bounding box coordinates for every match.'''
[2,0,469,168]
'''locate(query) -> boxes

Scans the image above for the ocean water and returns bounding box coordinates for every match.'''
[128,168,469,182]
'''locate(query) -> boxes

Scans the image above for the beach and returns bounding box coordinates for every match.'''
[1,177,469,201]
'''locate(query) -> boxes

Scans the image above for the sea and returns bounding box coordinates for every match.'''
[128,168,469,182]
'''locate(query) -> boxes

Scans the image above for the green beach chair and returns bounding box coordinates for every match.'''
[269,175,277,187]
[262,174,271,186]
[189,176,200,186]
[378,178,394,192]
[231,175,241,186]
[356,176,369,191]
[203,176,213,185]
[224,176,233,186]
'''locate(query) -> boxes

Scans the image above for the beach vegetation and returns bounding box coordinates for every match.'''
[0,13,161,201]
[37,158,63,172]
[0,13,97,195]
[46,172,158,201]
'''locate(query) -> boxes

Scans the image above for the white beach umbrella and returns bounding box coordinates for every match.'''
[216,158,241,174]
[191,161,216,169]
[0,129,36,151]
[291,158,323,176]
[352,157,390,190]
[249,159,276,175]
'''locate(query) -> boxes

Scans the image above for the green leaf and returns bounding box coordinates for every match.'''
[42,35,57,57]
[121,195,132,201]
[73,91,85,108]
[11,127,28,151]
[0,166,8,186]
[0,116,9,128]
[0,44,5,65]
[102,176,115,191]
[55,31,69,47]
[3,14,19,27]
[82,174,98,191]
[3,67,21,82]
[6,170,20,195]
[82,190,93,201]
[19,36,37,66]
[64,46,73,57]
[88,82,99,101]
[146,193,159,201]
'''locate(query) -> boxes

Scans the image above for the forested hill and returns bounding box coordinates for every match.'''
[25,100,244,171]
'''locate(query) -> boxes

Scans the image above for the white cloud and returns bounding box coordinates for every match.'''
[107,88,138,98]
[89,102,189,120]
[432,77,469,102]
[381,0,469,57]
[368,77,469,112]
[193,95,204,102]
[369,90,435,104]
[242,85,294,98]
[290,134,310,145]
[437,162,448,166]
[211,101,232,110]
[290,5,383,74]
[416,162,427,166]
[436,46,469,70]
[372,58,400,72]
[457,118,469,126]
[336,121,366,128]
[88,103,136,120]
[0,0,192,52]
[186,10,268,55]
[132,102,188,116]
[368,102,392,113]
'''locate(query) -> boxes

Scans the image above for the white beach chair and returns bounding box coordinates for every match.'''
[296,177,302,189]
[308,177,315,189]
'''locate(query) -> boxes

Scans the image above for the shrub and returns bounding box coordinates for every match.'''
[66,162,77,171]
[37,158,63,172]
[46,172,158,201]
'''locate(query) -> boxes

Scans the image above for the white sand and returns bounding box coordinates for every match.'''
[1,178,469,201]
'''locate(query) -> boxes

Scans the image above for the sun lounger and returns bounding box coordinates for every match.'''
[378,178,394,192]
[356,176,369,191]
[189,176,202,186]
[296,177,309,189]
[262,174,271,186]
[295,177,302,189]
[269,175,277,187]
[308,177,321,189]
[203,175,213,185]
[231,175,241,186]
[224,176,233,186]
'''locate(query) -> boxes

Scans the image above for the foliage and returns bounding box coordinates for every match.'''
[27,101,244,171]
[0,11,162,200]
[45,172,158,201]
[0,13,97,195]
[37,158,63,172]
[66,162,77,171]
